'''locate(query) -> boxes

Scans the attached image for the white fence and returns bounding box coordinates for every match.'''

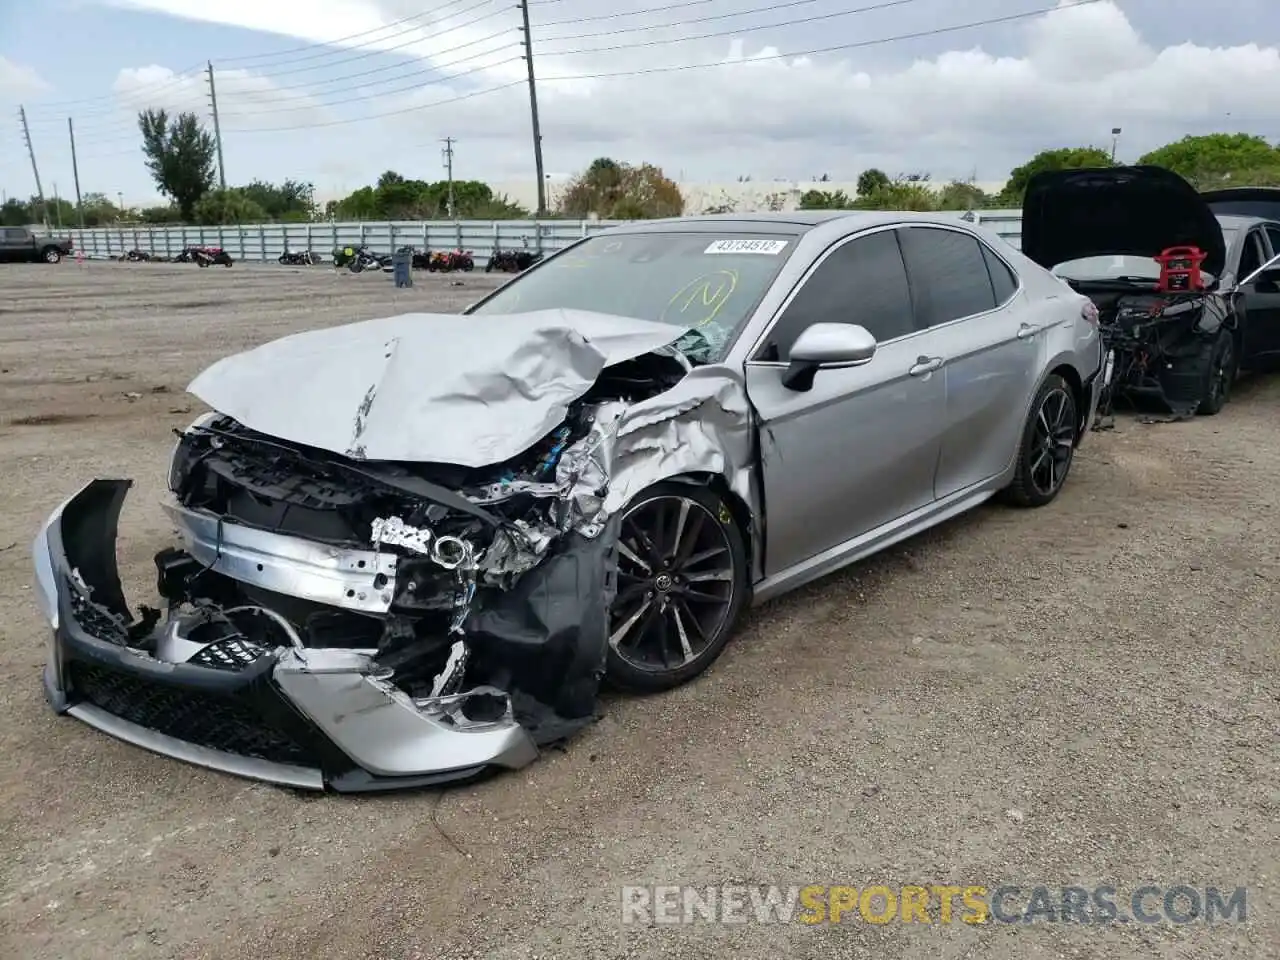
[66,210,1024,266]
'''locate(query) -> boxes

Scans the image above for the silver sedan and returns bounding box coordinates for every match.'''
[32,211,1103,791]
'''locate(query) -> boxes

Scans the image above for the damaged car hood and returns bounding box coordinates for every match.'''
[187,308,689,466]
[1021,165,1226,278]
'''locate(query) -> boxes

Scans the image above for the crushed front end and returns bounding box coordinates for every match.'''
[1089,288,1234,418]
[32,351,727,791]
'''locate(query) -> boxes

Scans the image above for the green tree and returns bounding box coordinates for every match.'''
[327,174,528,220]
[1,197,34,225]
[139,205,183,224]
[238,179,316,220]
[1138,133,1280,188]
[799,189,854,209]
[936,180,989,211]
[559,159,683,218]
[857,168,891,197]
[137,108,217,221]
[193,188,268,225]
[854,180,938,211]
[999,146,1114,205]
[80,192,123,226]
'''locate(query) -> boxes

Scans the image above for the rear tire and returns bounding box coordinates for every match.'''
[1196,329,1235,416]
[1002,374,1078,508]
[605,482,749,693]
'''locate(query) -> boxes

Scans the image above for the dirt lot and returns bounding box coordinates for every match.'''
[0,261,1276,960]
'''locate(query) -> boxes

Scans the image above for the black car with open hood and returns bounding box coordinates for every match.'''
[1200,186,1280,223]
[1022,165,1237,420]
[1022,165,1226,279]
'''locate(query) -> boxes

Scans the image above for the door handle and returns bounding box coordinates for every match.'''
[909,356,943,376]
[1016,323,1043,340]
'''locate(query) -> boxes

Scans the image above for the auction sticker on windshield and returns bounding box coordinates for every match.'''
[704,239,789,255]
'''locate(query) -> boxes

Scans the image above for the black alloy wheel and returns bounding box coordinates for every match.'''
[606,483,749,692]
[1003,374,1078,508]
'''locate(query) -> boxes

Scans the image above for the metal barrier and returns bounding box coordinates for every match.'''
[66,211,1025,265]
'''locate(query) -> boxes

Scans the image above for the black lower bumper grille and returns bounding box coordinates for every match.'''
[67,662,315,767]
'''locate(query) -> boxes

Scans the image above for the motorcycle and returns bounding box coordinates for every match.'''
[279,249,320,265]
[194,246,234,267]
[346,245,391,273]
[121,249,154,262]
[397,245,432,270]
[428,249,474,272]
[485,249,542,273]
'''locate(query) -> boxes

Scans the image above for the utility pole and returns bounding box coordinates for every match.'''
[441,137,455,218]
[518,0,547,216]
[67,118,85,227]
[18,106,48,226]
[206,61,227,190]
[52,182,63,228]
[1110,127,1122,163]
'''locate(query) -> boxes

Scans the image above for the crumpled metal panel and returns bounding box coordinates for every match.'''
[554,365,758,537]
[186,309,688,466]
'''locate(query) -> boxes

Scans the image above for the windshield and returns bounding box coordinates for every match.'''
[1053,253,1219,285]
[468,232,798,362]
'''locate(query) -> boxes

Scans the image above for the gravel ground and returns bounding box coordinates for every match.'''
[0,261,1276,960]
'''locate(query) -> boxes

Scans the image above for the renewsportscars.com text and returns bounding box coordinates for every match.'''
[620,884,1248,926]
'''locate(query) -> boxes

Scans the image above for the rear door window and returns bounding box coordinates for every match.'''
[897,226,998,330]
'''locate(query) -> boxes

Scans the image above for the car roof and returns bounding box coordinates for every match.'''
[597,210,974,236]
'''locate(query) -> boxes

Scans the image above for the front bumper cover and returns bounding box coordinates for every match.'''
[33,479,539,792]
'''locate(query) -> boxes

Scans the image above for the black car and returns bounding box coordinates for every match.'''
[1021,166,1280,418]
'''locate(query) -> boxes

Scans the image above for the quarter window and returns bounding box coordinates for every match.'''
[897,226,997,329]
[1264,225,1280,260]
[1240,230,1265,279]
[982,244,1018,305]
[755,230,913,360]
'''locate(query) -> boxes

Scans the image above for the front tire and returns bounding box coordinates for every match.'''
[42,247,62,264]
[1002,374,1078,508]
[605,482,749,693]
[1197,329,1236,416]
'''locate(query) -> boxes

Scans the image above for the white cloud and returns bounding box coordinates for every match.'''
[0,56,51,100]
[29,0,1280,202]
[112,65,329,129]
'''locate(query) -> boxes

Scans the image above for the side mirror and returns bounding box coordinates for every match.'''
[781,322,877,391]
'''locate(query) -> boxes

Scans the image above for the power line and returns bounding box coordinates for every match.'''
[540,0,945,52]
[222,80,526,133]
[21,63,207,113]
[540,0,1106,75]
[16,1,1106,174]
[20,1,504,122]
[216,36,521,111]
[243,0,505,79]
[218,55,523,124]
[214,0,487,64]
[535,0,720,28]
[537,0,928,44]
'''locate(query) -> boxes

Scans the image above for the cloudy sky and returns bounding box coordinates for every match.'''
[1,0,1278,207]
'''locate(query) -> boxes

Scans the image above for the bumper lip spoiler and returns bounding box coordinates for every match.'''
[33,479,539,793]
